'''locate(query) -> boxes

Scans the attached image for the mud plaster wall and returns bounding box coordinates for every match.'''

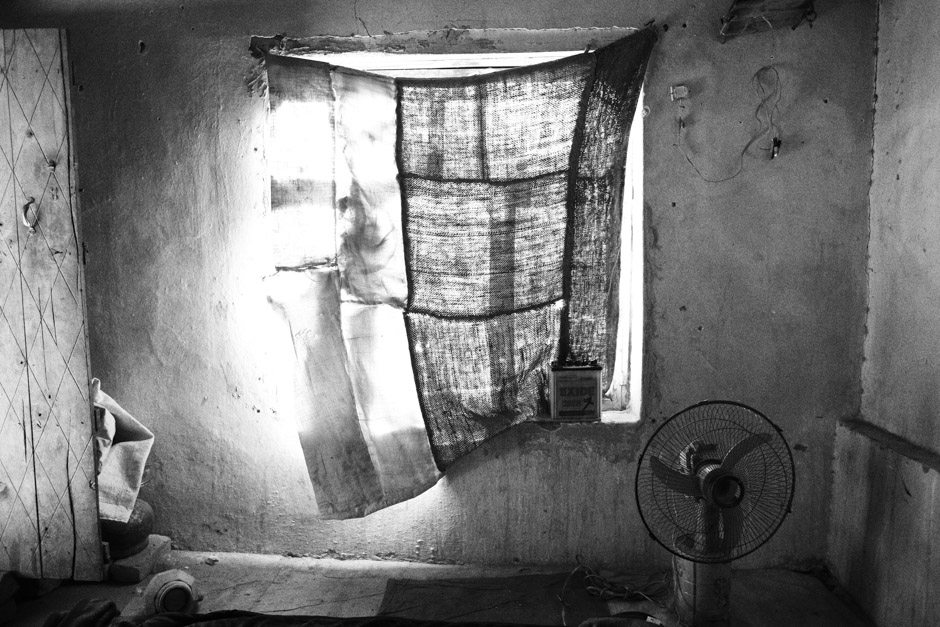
[862,0,940,454]
[827,0,940,623]
[0,0,874,568]
[829,424,940,626]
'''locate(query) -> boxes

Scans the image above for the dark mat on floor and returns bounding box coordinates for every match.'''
[729,569,873,627]
[41,599,594,627]
[378,572,609,626]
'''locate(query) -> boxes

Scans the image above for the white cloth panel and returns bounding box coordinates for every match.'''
[334,69,408,306]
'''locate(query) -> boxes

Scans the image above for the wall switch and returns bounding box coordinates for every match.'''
[670,84,690,101]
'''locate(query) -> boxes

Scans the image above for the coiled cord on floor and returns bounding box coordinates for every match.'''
[558,555,671,626]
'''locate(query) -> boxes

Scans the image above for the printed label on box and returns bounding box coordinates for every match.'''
[550,367,601,422]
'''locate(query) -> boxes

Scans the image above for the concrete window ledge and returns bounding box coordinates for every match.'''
[839,418,940,474]
[249,27,641,58]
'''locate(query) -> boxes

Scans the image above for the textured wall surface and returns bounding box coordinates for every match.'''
[863,0,940,454]
[0,0,875,568]
[827,0,940,623]
[829,424,940,626]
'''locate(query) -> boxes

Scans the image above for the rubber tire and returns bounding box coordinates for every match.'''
[101,499,154,560]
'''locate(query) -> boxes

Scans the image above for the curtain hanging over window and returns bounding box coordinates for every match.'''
[264,29,656,519]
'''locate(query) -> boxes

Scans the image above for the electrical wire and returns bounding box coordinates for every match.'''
[674,63,782,184]
[557,556,671,626]
[675,11,787,183]
[752,65,782,154]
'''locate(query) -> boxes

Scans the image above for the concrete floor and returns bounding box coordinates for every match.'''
[12,551,873,626]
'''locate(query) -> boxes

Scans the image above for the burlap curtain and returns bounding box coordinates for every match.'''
[265,29,655,518]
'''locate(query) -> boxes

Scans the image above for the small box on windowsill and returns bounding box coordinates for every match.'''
[548,362,602,423]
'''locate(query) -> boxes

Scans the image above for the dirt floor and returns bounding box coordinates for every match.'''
[11,551,873,626]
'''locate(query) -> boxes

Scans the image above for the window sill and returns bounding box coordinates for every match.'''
[600,408,642,424]
[527,408,641,427]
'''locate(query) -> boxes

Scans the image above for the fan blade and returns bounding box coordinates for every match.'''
[719,506,744,554]
[650,456,701,497]
[720,432,772,471]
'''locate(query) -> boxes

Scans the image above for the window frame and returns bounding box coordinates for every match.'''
[255,27,645,424]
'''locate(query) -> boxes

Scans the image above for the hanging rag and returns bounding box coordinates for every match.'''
[92,378,154,522]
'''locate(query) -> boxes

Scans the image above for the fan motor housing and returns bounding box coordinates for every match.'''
[700,466,745,508]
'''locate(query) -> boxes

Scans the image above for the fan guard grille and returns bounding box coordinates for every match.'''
[635,401,795,563]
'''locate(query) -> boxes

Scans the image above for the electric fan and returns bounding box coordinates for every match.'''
[634,401,795,627]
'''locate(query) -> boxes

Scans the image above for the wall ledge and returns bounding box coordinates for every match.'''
[840,419,940,474]
[249,27,640,58]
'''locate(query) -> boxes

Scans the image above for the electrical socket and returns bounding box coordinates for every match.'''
[670,84,690,101]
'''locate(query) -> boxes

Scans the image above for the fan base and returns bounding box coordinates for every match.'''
[673,556,731,627]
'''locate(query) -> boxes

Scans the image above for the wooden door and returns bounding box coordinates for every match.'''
[0,29,102,581]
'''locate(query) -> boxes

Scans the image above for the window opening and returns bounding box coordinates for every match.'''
[276,47,644,424]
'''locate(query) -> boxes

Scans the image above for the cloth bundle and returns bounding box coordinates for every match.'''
[92,379,154,522]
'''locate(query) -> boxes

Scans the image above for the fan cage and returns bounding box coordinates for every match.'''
[635,400,795,563]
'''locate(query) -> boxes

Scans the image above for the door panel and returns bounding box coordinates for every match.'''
[0,29,102,581]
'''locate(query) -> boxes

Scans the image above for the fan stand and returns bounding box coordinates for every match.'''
[673,500,734,626]
[673,556,731,627]
[635,401,796,627]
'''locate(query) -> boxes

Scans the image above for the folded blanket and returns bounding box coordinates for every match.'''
[43,602,571,627]
[41,598,121,627]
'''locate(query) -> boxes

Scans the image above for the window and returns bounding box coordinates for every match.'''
[259,28,655,516]
[270,42,644,424]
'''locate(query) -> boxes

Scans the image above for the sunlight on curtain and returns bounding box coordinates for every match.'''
[266,66,337,269]
[264,29,656,518]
